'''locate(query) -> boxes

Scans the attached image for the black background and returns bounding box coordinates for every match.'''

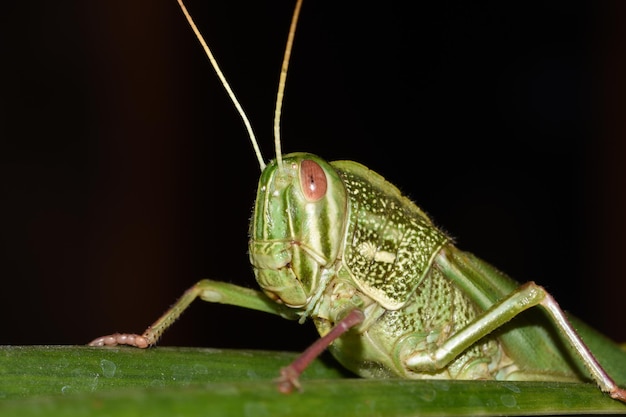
[1,1,625,353]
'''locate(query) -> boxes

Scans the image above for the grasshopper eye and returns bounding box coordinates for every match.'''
[300,160,327,202]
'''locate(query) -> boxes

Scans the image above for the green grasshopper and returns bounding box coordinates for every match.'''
[90,0,626,402]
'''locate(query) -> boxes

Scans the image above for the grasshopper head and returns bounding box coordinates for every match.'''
[249,153,348,308]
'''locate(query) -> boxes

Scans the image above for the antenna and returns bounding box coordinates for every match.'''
[177,0,304,172]
[274,0,303,170]
[177,0,266,171]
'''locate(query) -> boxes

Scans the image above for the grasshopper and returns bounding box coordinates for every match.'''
[90,0,626,402]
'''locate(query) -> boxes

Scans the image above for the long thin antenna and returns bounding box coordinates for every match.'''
[177,0,266,171]
[274,0,303,170]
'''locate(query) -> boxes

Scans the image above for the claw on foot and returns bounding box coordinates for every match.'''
[610,387,626,403]
[276,365,302,394]
[88,333,149,348]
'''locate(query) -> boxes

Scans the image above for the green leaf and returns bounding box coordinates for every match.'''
[1,345,625,416]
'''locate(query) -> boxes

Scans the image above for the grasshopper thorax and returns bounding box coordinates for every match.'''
[249,153,348,308]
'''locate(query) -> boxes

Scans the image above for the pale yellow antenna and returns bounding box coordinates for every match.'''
[177,0,266,171]
[274,0,303,170]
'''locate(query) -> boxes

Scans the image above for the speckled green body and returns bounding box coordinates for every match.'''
[249,153,585,381]
[312,160,508,380]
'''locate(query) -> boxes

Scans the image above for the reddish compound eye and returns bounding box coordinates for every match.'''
[300,159,327,201]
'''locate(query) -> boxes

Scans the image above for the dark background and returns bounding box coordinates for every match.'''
[1,1,625,354]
